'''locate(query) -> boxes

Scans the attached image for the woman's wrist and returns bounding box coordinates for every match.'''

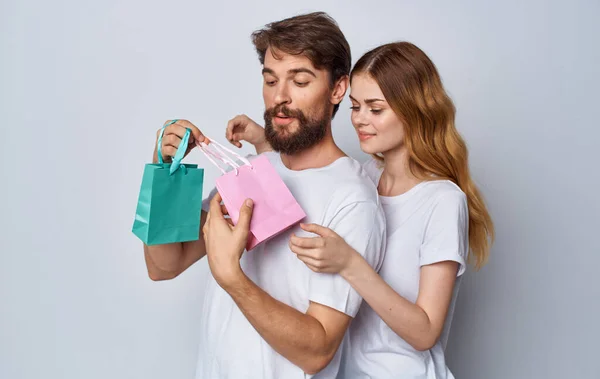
[255,139,273,154]
[340,248,364,282]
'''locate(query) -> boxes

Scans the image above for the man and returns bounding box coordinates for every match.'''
[143,12,386,378]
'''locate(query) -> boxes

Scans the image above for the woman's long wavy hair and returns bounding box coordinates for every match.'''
[352,42,494,269]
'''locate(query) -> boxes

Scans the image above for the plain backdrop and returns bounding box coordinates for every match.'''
[1,1,598,378]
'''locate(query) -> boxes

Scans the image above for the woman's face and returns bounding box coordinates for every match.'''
[349,73,406,155]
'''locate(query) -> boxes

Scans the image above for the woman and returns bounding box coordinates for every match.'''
[226,42,494,379]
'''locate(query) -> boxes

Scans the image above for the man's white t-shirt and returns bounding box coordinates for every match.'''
[340,158,468,379]
[195,152,386,379]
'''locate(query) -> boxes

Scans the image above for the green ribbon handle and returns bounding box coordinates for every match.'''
[156,119,191,175]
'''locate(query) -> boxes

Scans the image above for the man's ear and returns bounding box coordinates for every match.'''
[330,75,349,106]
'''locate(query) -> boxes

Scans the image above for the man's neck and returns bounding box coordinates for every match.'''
[280,128,346,171]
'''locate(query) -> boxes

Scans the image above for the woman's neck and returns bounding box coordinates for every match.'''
[378,146,423,197]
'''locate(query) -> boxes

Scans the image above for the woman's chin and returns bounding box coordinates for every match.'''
[359,141,379,155]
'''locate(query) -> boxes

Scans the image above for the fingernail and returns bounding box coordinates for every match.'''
[245,199,253,207]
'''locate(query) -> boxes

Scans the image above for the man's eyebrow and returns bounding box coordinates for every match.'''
[262,67,317,78]
[288,68,317,78]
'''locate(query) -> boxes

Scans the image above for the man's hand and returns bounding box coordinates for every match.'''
[203,193,254,289]
[154,119,206,163]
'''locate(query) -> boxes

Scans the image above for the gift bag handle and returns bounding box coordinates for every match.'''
[197,144,234,174]
[156,119,191,175]
[197,137,252,175]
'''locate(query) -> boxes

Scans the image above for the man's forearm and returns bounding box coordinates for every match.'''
[144,211,208,280]
[225,274,334,374]
[144,242,185,280]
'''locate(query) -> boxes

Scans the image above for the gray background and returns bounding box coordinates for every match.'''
[1,0,598,378]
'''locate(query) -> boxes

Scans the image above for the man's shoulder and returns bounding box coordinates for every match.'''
[256,152,380,204]
[251,151,280,165]
[326,157,381,207]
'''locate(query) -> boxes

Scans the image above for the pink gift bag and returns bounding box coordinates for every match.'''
[198,138,306,250]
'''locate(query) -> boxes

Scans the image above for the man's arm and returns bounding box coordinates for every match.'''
[202,195,350,374]
[203,194,384,374]
[143,211,208,281]
[143,119,212,280]
[224,274,350,374]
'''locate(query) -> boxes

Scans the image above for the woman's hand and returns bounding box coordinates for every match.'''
[289,223,358,276]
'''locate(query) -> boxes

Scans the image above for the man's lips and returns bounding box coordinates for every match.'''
[274,115,295,126]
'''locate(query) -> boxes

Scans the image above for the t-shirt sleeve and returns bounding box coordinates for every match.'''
[308,201,386,317]
[361,157,382,186]
[420,191,469,277]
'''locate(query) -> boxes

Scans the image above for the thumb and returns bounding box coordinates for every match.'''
[234,199,254,234]
[189,125,205,144]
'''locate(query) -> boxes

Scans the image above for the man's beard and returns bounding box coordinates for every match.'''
[264,105,328,155]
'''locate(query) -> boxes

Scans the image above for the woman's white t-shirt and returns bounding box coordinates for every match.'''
[341,158,469,379]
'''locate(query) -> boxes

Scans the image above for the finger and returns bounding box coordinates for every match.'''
[226,118,246,148]
[163,120,177,128]
[163,123,188,139]
[288,243,319,259]
[162,134,182,149]
[226,129,243,148]
[304,264,321,273]
[300,223,333,237]
[160,134,182,158]
[231,139,242,148]
[202,217,209,236]
[205,207,212,225]
[160,145,177,158]
[295,254,324,271]
[173,119,206,144]
[226,116,241,141]
[164,124,197,147]
[220,204,230,216]
[231,132,245,146]
[209,193,225,219]
[234,199,254,233]
[289,234,324,249]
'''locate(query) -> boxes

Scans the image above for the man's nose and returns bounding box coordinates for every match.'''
[273,83,292,106]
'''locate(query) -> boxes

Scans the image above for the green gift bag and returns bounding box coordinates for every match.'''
[132,121,204,245]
